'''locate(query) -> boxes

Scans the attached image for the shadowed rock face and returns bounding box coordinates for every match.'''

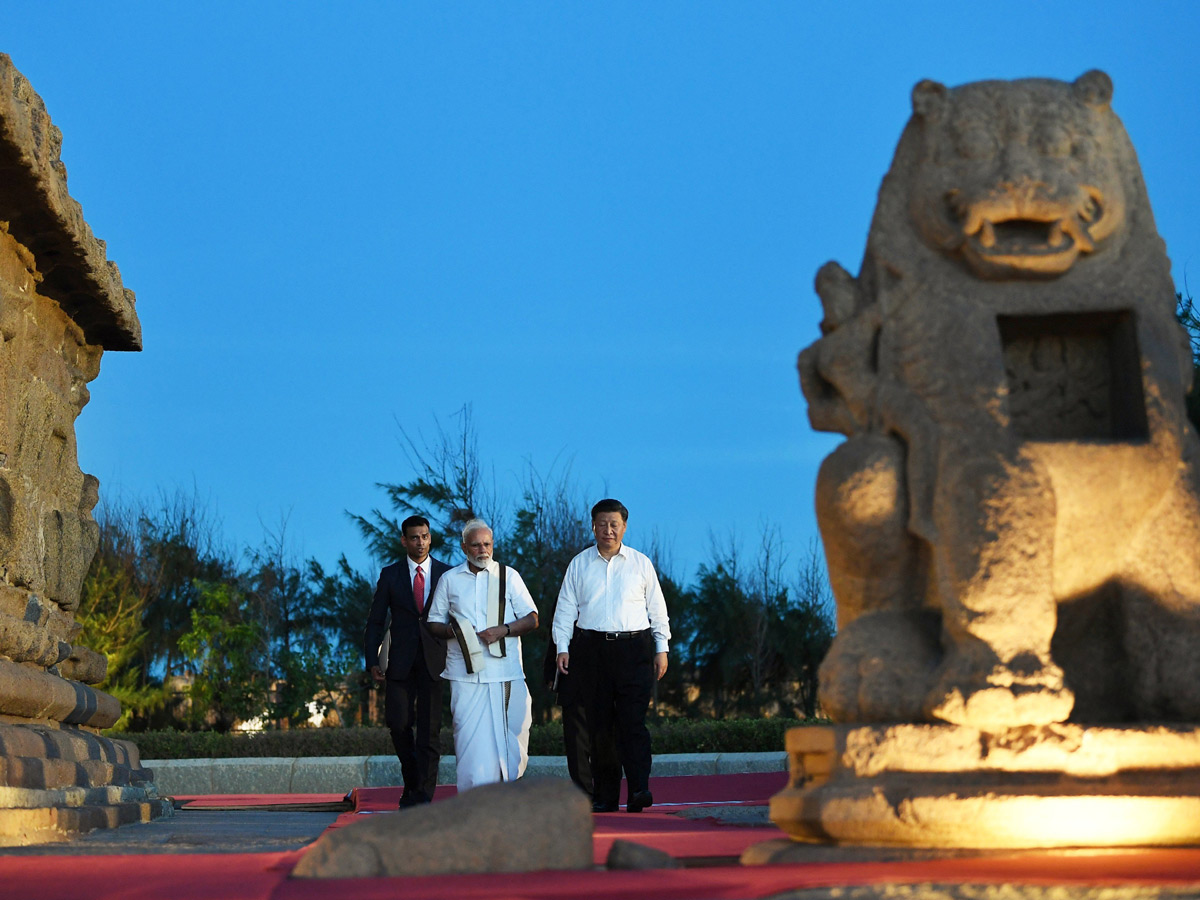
[0,52,139,726]
[0,56,140,352]
[0,54,164,844]
[292,777,593,879]
[0,221,102,615]
[800,70,1200,730]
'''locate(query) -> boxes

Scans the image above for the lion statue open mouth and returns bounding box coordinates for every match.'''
[952,180,1111,277]
[908,70,1127,279]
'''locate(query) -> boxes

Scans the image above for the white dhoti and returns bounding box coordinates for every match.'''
[450,679,532,793]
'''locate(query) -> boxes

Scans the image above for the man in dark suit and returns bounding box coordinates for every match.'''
[364,515,450,808]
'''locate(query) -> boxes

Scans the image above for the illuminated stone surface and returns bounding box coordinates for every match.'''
[768,724,1200,849]
[799,70,1200,730]
[0,53,165,844]
[780,70,1200,849]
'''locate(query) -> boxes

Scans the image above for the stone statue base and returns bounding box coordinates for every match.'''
[764,724,1200,850]
[0,722,170,845]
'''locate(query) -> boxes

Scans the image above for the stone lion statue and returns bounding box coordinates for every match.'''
[801,70,1200,729]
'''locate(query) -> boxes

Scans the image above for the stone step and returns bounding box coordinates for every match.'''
[0,797,172,846]
[0,782,160,810]
[0,755,147,790]
[0,658,121,728]
[0,722,140,767]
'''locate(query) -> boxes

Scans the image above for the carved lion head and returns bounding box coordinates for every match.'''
[907,70,1127,279]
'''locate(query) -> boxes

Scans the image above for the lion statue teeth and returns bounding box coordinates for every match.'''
[802,70,1200,729]
[907,70,1126,280]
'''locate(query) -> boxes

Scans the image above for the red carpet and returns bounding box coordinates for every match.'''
[5,847,1200,900]
[336,772,786,861]
[178,793,347,807]
[2,773,1200,899]
[0,851,304,900]
[4,848,1200,900]
[273,852,1200,900]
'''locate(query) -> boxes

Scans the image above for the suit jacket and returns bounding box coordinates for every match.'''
[364,557,450,680]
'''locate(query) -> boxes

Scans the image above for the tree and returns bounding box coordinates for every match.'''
[178,581,268,732]
[740,528,792,708]
[679,557,743,716]
[77,494,238,729]
[674,529,835,718]
[650,567,691,715]
[505,462,593,723]
[349,405,504,562]
[308,554,378,724]
[785,540,836,718]
[75,555,166,730]
[125,490,238,682]
[1176,291,1200,432]
[245,523,338,727]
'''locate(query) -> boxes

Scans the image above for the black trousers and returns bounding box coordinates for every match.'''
[557,667,593,800]
[385,659,444,801]
[575,628,654,807]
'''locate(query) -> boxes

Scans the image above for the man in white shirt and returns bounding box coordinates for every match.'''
[553,499,670,813]
[426,518,539,793]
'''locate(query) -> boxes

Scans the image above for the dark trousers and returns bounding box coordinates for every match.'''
[385,659,444,801]
[557,668,593,800]
[576,629,654,807]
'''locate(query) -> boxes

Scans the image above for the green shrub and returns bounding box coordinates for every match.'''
[115,716,827,760]
[645,717,810,753]
[528,720,564,756]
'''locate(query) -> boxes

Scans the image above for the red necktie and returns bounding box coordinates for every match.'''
[413,566,426,614]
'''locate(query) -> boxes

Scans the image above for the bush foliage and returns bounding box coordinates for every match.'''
[118,717,826,760]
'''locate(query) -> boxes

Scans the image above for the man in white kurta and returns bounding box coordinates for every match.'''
[426,519,539,793]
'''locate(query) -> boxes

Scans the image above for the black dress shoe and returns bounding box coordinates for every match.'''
[626,790,653,813]
[591,801,619,813]
[398,791,421,809]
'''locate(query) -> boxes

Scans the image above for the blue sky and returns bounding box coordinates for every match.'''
[7,2,1200,583]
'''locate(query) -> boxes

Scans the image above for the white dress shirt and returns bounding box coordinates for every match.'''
[552,544,671,654]
[427,561,538,684]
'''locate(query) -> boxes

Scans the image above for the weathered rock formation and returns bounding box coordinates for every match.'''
[292,777,593,878]
[770,71,1200,848]
[0,52,165,844]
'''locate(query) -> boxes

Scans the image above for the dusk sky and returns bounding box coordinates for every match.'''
[7,3,1200,584]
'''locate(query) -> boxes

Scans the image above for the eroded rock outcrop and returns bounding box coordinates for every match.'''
[0,52,164,845]
[292,777,593,878]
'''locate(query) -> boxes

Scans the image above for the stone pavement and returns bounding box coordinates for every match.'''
[3,773,1200,900]
[0,753,783,856]
[0,804,345,855]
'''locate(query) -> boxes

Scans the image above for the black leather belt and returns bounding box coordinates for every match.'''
[581,628,650,641]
